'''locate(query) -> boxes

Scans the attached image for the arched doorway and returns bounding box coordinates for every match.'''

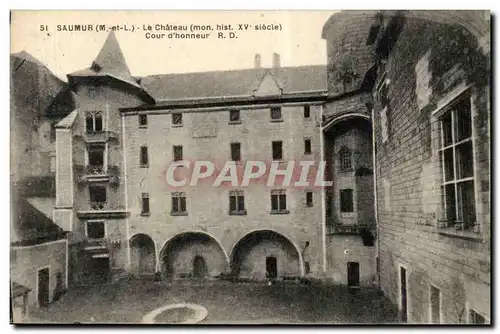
[230,230,302,280]
[129,234,156,276]
[160,232,228,280]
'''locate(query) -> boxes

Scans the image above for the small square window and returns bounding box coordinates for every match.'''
[139,114,148,127]
[173,145,183,162]
[86,221,105,239]
[229,110,241,123]
[304,105,310,118]
[270,107,282,121]
[304,139,312,155]
[306,192,313,207]
[172,113,183,126]
[272,141,283,161]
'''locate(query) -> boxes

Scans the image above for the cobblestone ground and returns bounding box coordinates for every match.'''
[28,278,399,324]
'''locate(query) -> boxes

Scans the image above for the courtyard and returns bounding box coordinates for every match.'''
[28,278,399,324]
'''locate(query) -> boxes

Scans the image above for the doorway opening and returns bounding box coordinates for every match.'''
[347,262,360,288]
[266,256,277,279]
[400,266,408,322]
[37,268,50,307]
[192,256,207,279]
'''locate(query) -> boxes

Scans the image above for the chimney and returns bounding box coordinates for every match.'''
[254,54,261,69]
[272,53,280,69]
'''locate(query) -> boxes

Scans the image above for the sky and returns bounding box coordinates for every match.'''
[10,11,336,80]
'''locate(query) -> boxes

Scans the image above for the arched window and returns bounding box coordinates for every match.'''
[339,146,352,172]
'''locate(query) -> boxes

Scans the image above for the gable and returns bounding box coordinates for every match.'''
[253,71,283,97]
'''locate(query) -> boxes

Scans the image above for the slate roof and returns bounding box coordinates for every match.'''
[68,31,141,89]
[140,65,327,102]
[11,51,74,118]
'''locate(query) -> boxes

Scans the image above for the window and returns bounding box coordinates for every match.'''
[229,190,245,214]
[304,105,310,118]
[88,144,105,174]
[270,107,282,121]
[304,139,312,155]
[140,146,149,166]
[86,221,105,239]
[306,191,313,207]
[231,143,241,162]
[138,114,148,127]
[141,193,150,215]
[173,145,183,162]
[439,97,476,230]
[172,112,183,126]
[50,155,56,173]
[229,109,240,123]
[85,111,103,133]
[171,192,187,214]
[271,189,287,213]
[469,309,486,324]
[272,141,283,160]
[89,186,107,210]
[50,122,57,142]
[340,147,352,171]
[340,189,354,213]
[430,285,441,324]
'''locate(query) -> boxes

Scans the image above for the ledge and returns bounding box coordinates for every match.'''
[437,227,483,241]
[270,210,290,215]
[170,212,188,216]
[229,210,247,216]
[228,121,242,125]
[171,124,183,128]
[140,164,149,168]
[77,210,129,219]
[140,212,151,217]
[270,119,284,123]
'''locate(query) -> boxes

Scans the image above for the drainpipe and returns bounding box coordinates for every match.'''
[369,101,380,287]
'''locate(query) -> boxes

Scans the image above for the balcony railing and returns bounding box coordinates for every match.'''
[77,202,128,219]
[83,130,118,143]
[325,217,374,235]
[75,165,120,185]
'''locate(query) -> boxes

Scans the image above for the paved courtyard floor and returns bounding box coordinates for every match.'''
[28,278,399,324]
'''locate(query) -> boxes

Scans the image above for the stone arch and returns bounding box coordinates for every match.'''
[229,229,305,280]
[129,233,156,276]
[159,231,229,279]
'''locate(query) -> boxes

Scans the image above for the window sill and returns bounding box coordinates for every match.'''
[229,210,247,216]
[170,212,188,216]
[270,119,283,123]
[304,152,312,155]
[140,212,150,217]
[437,227,483,241]
[138,125,148,129]
[171,124,183,128]
[229,121,242,125]
[306,204,314,208]
[270,210,290,215]
[140,164,149,168]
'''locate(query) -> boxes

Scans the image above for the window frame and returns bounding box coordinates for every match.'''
[306,191,313,207]
[270,106,282,121]
[138,114,148,128]
[85,220,106,240]
[272,140,283,161]
[436,91,478,232]
[340,188,354,213]
[172,112,183,127]
[85,111,104,134]
[339,147,353,172]
[89,185,107,209]
[304,138,312,155]
[270,189,288,214]
[304,105,311,119]
[140,146,149,167]
[173,145,183,162]
[229,109,241,123]
[141,193,150,216]
[229,190,246,215]
[230,142,241,162]
[171,192,187,215]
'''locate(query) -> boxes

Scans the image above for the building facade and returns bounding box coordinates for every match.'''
[54,32,328,283]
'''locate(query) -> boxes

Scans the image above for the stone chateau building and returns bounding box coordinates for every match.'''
[11,10,490,324]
